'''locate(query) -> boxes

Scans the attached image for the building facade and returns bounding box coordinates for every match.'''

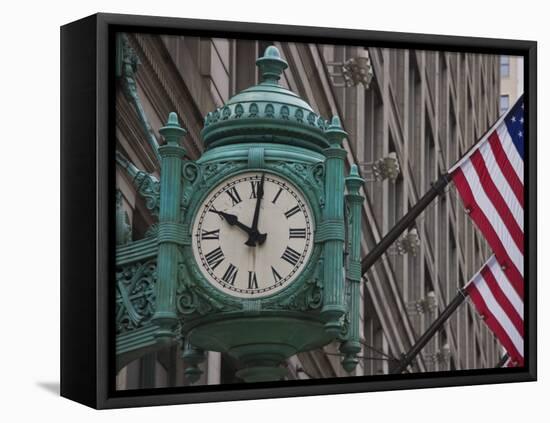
[115,33,502,389]
[500,55,524,114]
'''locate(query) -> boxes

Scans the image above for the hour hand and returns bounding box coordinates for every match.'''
[212,209,266,246]
[211,210,252,232]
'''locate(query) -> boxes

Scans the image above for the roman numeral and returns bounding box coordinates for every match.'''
[221,263,238,285]
[225,186,242,206]
[284,205,301,219]
[272,187,283,204]
[201,229,220,240]
[250,180,259,199]
[271,266,282,283]
[204,246,224,270]
[281,246,301,266]
[247,271,258,289]
[289,228,306,239]
[209,205,223,220]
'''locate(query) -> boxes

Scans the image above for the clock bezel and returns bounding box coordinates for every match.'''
[183,163,324,307]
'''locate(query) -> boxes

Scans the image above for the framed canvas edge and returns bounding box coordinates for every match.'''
[59,12,537,409]
[60,13,100,409]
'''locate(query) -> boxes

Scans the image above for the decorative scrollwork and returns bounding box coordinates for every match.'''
[116,261,157,334]
[134,171,160,216]
[182,161,199,182]
[200,161,239,188]
[144,223,159,238]
[312,163,325,187]
[273,161,325,208]
[269,276,323,311]
[181,163,200,217]
[176,261,231,316]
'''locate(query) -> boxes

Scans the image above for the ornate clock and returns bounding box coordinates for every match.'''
[115,44,364,383]
[191,171,314,298]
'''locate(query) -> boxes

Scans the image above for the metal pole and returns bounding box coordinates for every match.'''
[361,173,450,275]
[390,289,469,374]
[496,353,510,368]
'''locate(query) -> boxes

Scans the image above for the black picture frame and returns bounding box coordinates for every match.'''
[60,12,537,409]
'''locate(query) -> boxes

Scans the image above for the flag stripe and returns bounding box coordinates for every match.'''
[453,168,524,298]
[481,265,524,335]
[488,133,524,208]
[487,258,524,317]
[497,124,524,182]
[471,277,523,354]
[467,283,524,365]
[478,142,524,230]
[470,150,524,250]
[456,161,524,273]
[465,255,524,366]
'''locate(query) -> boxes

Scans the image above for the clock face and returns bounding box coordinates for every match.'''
[191,171,315,298]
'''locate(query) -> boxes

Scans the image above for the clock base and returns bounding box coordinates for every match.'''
[236,366,289,383]
[183,311,333,382]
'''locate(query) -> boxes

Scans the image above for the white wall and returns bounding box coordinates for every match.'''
[2,1,546,422]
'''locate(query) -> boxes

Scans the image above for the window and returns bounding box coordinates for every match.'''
[500,95,510,115]
[500,55,510,77]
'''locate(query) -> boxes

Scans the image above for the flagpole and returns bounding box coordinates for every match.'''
[361,173,451,274]
[496,353,509,368]
[389,288,469,374]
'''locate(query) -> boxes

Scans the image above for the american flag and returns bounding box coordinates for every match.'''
[465,255,524,366]
[450,95,524,366]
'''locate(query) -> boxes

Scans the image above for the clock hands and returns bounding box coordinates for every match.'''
[210,209,267,246]
[247,173,266,246]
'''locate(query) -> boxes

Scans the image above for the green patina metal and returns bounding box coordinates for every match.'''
[115,44,364,383]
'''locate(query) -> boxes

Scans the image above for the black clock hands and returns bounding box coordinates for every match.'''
[247,173,267,246]
[211,209,266,246]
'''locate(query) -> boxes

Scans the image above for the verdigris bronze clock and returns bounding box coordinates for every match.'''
[191,171,315,298]
[114,44,365,383]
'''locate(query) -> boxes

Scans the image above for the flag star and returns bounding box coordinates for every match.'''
[518,131,523,137]
[512,116,516,122]
[520,117,524,123]
[521,103,524,109]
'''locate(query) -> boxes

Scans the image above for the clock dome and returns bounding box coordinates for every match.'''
[201,46,331,152]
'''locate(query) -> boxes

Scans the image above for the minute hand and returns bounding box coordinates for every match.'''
[248,174,266,246]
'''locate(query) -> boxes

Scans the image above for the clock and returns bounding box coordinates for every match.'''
[191,171,315,298]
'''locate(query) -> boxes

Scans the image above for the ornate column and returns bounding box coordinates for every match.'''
[340,164,364,372]
[152,112,187,342]
[320,116,348,337]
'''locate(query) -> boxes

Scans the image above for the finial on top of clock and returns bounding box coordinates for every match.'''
[160,112,187,145]
[256,46,288,83]
[325,115,347,146]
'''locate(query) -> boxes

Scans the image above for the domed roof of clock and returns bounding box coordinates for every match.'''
[201,45,338,152]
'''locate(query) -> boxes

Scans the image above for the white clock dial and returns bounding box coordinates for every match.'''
[191,171,314,298]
